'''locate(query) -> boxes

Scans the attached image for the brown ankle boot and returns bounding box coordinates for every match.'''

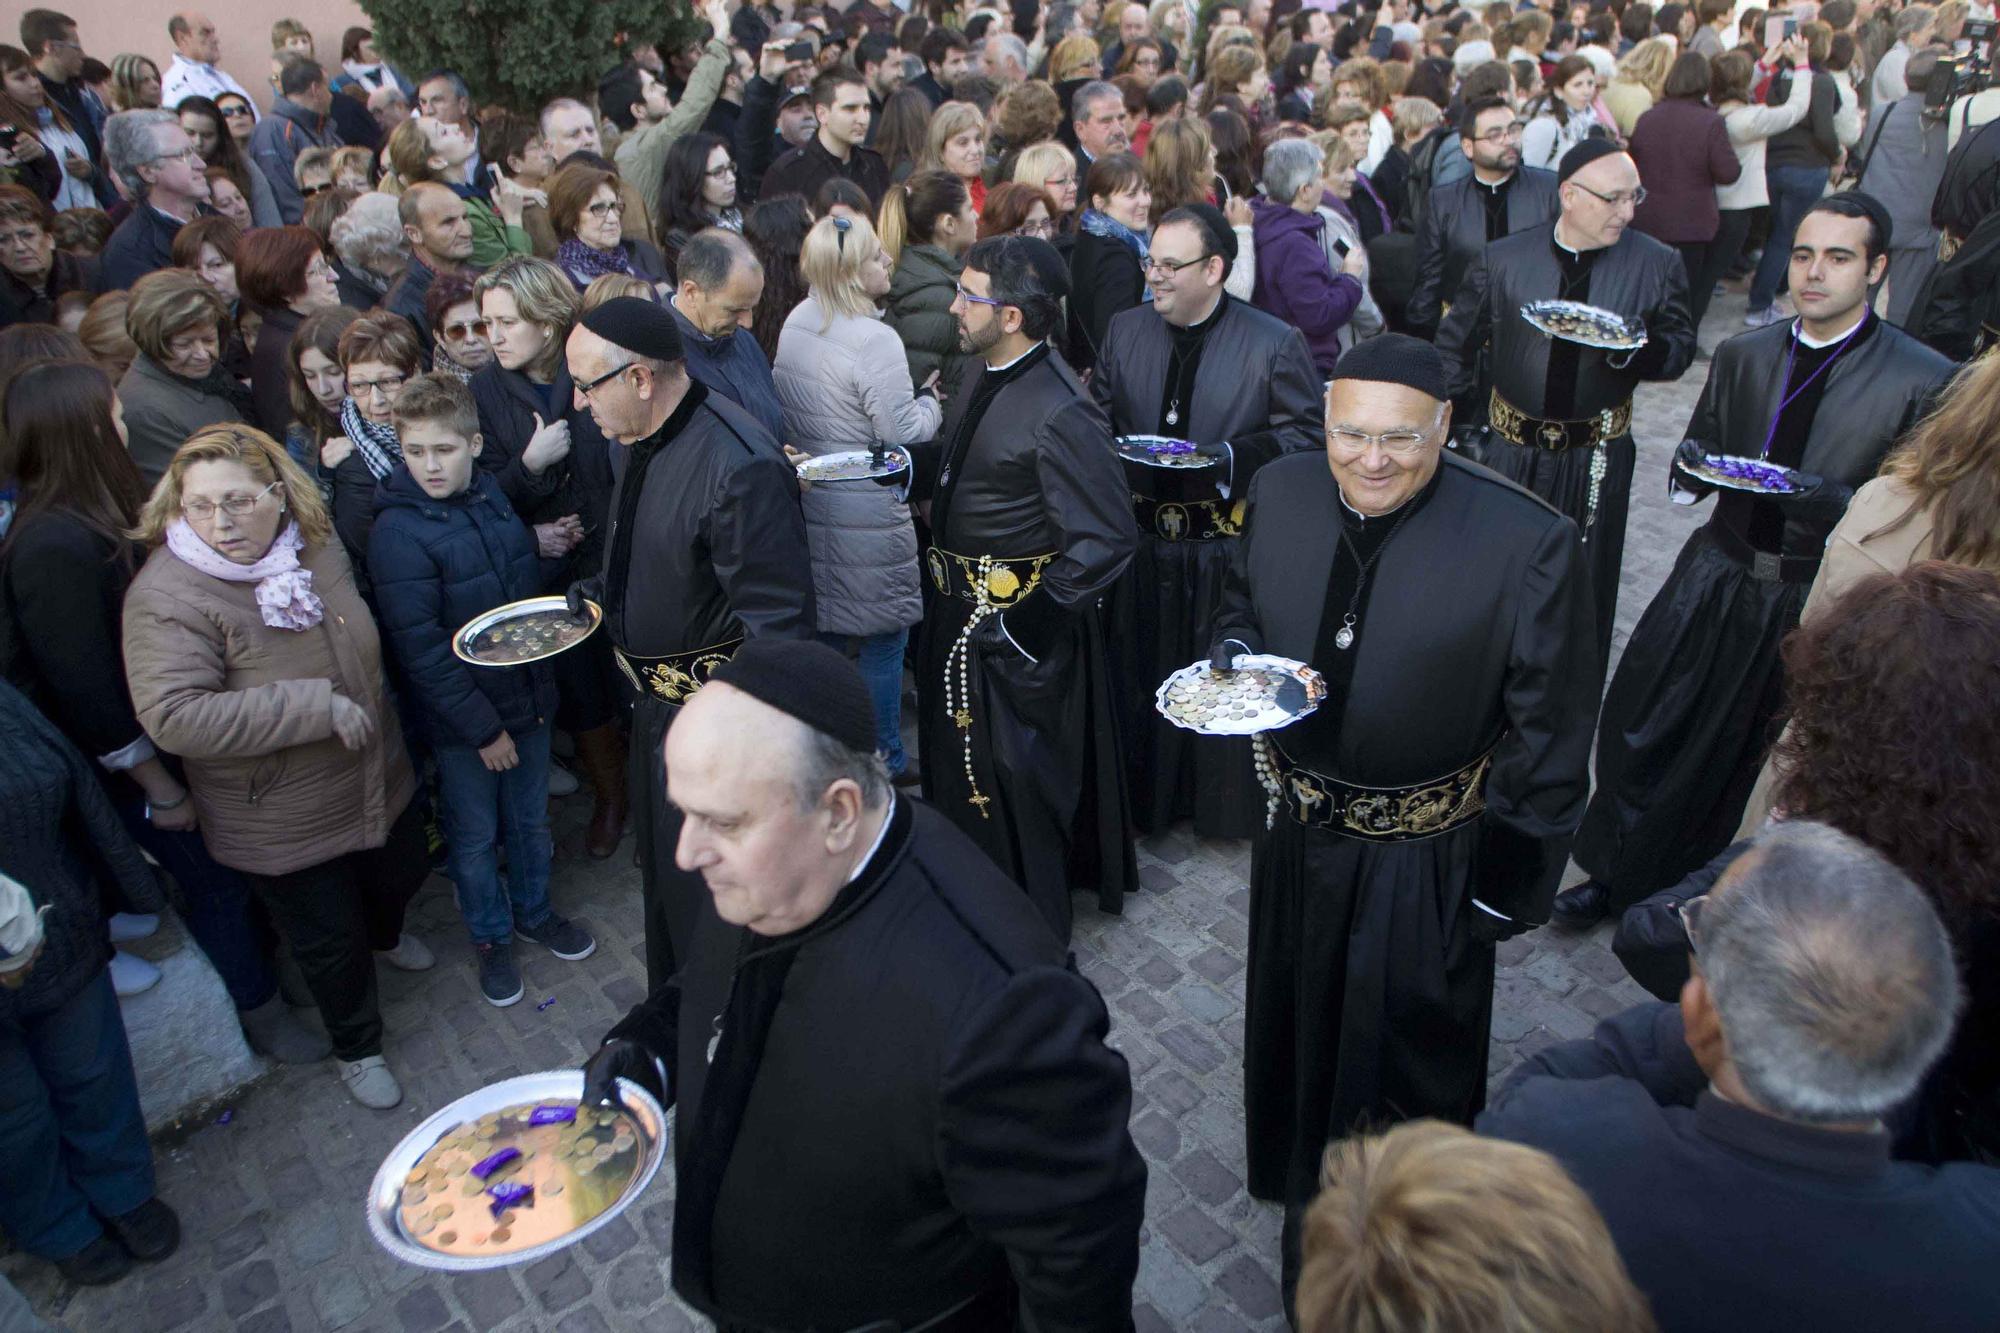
[573,724,629,859]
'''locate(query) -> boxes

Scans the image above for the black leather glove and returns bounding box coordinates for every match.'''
[1206,636,1253,671]
[1775,469,1855,524]
[1671,439,1717,499]
[1446,424,1491,467]
[565,578,601,619]
[579,1038,666,1110]
[1469,906,1531,946]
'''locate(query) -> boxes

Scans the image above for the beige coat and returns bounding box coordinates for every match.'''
[121,537,416,876]
[1737,476,1936,835]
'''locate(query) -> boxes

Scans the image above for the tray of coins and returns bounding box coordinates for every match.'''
[452,596,602,668]
[1155,653,1326,736]
[1116,435,1221,469]
[1520,300,1647,351]
[1674,451,1802,495]
[365,1070,667,1271]
[795,447,910,483]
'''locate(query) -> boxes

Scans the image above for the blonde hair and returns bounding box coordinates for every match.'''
[580,272,657,312]
[1297,1121,1657,1333]
[473,256,579,380]
[78,291,138,378]
[922,101,988,176]
[1876,347,2000,573]
[1614,36,1676,97]
[1310,127,1358,174]
[1391,95,1441,144]
[1014,141,1079,209]
[330,145,373,184]
[1051,34,1104,83]
[108,54,160,111]
[125,268,228,362]
[801,214,884,324]
[133,423,332,548]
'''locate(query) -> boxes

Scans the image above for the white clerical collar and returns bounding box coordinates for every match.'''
[844,796,897,885]
[1552,221,1584,255]
[1794,313,1866,348]
[986,340,1044,372]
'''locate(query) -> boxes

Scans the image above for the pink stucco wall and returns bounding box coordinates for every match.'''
[58,0,374,99]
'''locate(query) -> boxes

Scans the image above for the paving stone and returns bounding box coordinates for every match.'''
[1143,1067,1206,1116]
[605,1251,669,1312]
[1187,944,1243,984]
[580,1214,640,1264]
[310,1267,371,1330]
[1170,980,1236,1025]
[451,1269,526,1327]
[525,1254,592,1312]
[220,1259,280,1318]
[555,1306,614,1333]
[1171,1146,1243,1208]
[1216,1252,1287,1321]
[1156,1022,1227,1074]
[1130,1109,1181,1160]
[394,1284,454,1333]
[235,1304,294,1333]
[1159,1204,1235,1264]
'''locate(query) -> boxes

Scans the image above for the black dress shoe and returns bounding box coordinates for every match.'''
[56,1234,132,1286]
[103,1197,180,1263]
[1550,880,1612,932]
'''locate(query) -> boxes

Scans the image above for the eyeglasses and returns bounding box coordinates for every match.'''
[348,373,407,399]
[704,161,737,178]
[183,481,279,521]
[151,147,204,166]
[0,227,45,249]
[1326,406,1446,457]
[1145,253,1211,277]
[953,282,1005,308]
[1677,895,1708,955]
[585,199,625,219]
[1471,121,1527,143]
[300,182,331,197]
[1569,181,1647,209]
[220,103,253,118]
[442,319,489,340]
[576,361,637,397]
[1017,218,1056,238]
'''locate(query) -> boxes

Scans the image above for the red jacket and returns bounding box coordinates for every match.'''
[1630,96,1743,244]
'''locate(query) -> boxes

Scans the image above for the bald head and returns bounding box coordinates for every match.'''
[170,12,222,63]
[1559,150,1640,251]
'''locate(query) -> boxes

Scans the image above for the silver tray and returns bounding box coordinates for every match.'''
[1521,299,1647,350]
[1675,452,1801,494]
[1155,653,1326,736]
[1116,435,1221,469]
[364,1070,667,1271]
[796,448,909,483]
[452,596,602,668]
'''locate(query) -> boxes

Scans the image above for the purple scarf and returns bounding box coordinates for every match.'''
[165,518,325,631]
[557,238,633,290]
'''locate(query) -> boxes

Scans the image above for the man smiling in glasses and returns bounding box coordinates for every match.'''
[1438,138,1696,685]
[1088,203,1322,839]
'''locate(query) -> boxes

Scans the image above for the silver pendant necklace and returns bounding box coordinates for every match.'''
[1332,504,1417,651]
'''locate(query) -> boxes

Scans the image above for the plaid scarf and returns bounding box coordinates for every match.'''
[338,396,402,480]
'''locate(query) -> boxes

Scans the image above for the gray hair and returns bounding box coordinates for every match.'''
[1261,137,1325,204]
[367,86,408,113]
[330,192,410,277]
[103,109,182,199]
[792,725,893,814]
[1897,4,1937,39]
[1073,80,1124,124]
[678,228,759,293]
[538,96,593,140]
[1906,45,1946,88]
[1700,821,1961,1124]
[986,32,1029,73]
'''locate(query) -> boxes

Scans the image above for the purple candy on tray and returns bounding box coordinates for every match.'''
[470,1146,521,1179]
[1145,438,1197,455]
[528,1105,577,1126]
[486,1181,533,1216]
[1702,453,1797,492]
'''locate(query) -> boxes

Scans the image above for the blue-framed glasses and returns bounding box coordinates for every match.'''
[953,282,1004,308]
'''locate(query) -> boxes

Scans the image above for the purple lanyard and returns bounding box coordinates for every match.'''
[1758,312,1868,460]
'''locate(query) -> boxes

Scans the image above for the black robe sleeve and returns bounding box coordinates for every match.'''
[937,967,1146,1331]
[704,450,818,640]
[1407,193,1452,337]
[1223,327,1323,483]
[604,979,683,1099]
[1472,512,1598,924]
[1000,396,1135,656]
[1208,467,1270,656]
[1611,247,1697,383]
[1436,247,1495,413]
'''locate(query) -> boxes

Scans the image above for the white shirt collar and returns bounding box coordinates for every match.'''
[1794,312,1866,348]
[986,340,1044,372]
[844,797,897,885]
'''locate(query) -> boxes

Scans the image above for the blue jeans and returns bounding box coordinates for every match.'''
[1749,164,1831,313]
[114,793,276,1012]
[0,970,155,1259]
[434,725,554,945]
[818,628,909,775]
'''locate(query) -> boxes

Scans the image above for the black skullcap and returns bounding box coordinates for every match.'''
[1558,137,1626,183]
[1328,333,1448,401]
[1168,202,1239,265]
[579,296,685,363]
[707,639,880,758]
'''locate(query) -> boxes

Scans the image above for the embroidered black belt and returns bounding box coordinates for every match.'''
[1488,390,1633,452]
[1267,743,1494,842]
[613,637,743,704]
[1706,519,1823,584]
[925,547,1055,607]
[1132,493,1246,542]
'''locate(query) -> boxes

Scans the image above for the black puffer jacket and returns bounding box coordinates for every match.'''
[366,467,556,749]
[468,360,615,589]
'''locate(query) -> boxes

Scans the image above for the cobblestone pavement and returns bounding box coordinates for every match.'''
[10,295,1734,1333]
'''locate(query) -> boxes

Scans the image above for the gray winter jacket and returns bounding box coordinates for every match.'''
[774,293,942,636]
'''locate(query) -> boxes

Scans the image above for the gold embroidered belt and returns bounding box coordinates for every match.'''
[1488,390,1632,452]
[1267,744,1494,842]
[925,547,1055,607]
[1132,493,1246,542]
[613,637,743,704]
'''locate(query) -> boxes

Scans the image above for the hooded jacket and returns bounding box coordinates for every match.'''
[1248,196,1363,374]
[248,95,342,225]
[883,243,979,405]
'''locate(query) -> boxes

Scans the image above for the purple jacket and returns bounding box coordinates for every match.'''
[1249,197,1363,375]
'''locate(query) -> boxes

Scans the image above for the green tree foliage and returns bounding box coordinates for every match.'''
[360,0,698,112]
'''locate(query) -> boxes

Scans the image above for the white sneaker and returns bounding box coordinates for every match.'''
[547,761,580,798]
[109,950,162,996]
[107,912,160,943]
[374,933,435,971]
[339,1055,403,1109]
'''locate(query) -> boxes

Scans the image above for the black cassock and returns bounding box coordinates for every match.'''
[1437,224,1694,675]
[1211,452,1596,1203]
[1406,166,1561,338]
[575,381,816,988]
[604,797,1147,1331]
[1090,294,1323,838]
[905,342,1137,941]
[1575,314,1951,905]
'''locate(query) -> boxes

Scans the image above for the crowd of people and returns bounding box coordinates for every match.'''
[2,0,1999,1327]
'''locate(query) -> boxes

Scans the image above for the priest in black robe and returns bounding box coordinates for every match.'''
[902,236,1137,942]
[1407,95,1561,340]
[1091,204,1323,838]
[564,298,816,988]
[1207,335,1598,1305]
[1437,141,1695,676]
[1557,196,1953,928]
[579,640,1146,1330]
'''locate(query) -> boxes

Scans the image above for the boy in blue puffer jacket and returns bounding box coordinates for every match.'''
[368,374,597,1008]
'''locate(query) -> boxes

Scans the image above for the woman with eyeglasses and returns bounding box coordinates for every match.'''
[978,181,1059,240]
[121,422,431,1110]
[178,95,282,229]
[423,272,494,383]
[468,257,626,857]
[880,170,981,406]
[237,226,344,437]
[773,215,942,785]
[115,269,252,488]
[654,132,743,282]
[0,184,96,328]
[326,311,423,563]
[0,44,97,211]
[545,161,669,294]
